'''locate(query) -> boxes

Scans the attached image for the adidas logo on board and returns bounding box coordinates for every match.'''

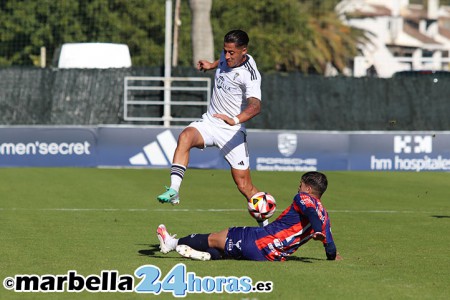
[129,130,177,166]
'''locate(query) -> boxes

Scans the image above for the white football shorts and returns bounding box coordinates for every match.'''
[188,117,250,170]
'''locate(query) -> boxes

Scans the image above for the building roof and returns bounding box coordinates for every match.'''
[342,1,448,47]
[403,22,441,45]
[438,25,450,39]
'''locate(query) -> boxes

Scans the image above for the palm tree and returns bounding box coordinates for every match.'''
[304,11,364,74]
[189,0,214,66]
[208,0,364,75]
[277,1,363,74]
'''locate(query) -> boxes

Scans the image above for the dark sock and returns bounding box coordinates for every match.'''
[178,234,210,251]
[206,248,223,260]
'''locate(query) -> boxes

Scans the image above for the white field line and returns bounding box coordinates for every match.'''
[0,208,435,214]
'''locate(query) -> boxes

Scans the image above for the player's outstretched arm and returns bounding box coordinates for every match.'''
[324,241,338,260]
[197,59,219,72]
[314,232,342,260]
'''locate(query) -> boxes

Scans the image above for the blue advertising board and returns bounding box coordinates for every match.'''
[1,126,449,171]
[96,126,228,169]
[0,127,97,167]
[349,133,450,171]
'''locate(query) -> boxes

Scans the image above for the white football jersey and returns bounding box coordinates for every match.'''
[205,52,262,129]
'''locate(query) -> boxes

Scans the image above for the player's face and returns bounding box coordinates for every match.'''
[298,181,312,194]
[223,42,247,68]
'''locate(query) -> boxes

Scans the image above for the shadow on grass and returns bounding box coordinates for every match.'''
[138,244,169,258]
[138,244,324,263]
[286,256,324,263]
[432,215,450,219]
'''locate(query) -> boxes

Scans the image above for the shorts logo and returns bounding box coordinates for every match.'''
[227,239,242,251]
[227,239,233,251]
[129,130,177,166]
[278,133,297,157]
[235,240,242,250]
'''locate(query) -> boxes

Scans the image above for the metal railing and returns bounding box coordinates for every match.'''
[124,76,211,126]
[395,56,450,71]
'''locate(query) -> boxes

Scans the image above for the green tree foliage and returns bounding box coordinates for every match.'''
[211,0,311,72]
[0,1,84,66]
[303,0,364,73]
[0,0,188,67]
[211,0,360,73]
[0,0,362,74]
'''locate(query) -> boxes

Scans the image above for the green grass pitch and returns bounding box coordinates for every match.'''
[0,168,449,299]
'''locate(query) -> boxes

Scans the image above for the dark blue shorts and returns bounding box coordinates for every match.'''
[224,227,267,261]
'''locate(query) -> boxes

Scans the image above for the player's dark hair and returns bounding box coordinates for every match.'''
[301,172,328,197]
[224,30,249,48]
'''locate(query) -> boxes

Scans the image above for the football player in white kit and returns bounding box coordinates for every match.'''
[157,30,265,224]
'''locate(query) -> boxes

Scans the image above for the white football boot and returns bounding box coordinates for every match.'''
[156,224,177,254]
[176,245,211,261]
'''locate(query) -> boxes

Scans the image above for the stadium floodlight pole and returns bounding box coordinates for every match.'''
[164,0,173,127]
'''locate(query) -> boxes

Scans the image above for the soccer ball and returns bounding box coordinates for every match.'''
[247,192,276,221]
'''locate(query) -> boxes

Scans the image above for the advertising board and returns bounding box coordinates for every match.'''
[1,126,449,171]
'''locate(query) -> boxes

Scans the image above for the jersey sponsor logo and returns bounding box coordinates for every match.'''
[128,130,176,166]
[216,75,232,91]
[266,243,282,257]
[272,238,284,250]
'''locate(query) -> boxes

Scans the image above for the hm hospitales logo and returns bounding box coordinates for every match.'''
[394,135,432,153]
[371,135,450,171]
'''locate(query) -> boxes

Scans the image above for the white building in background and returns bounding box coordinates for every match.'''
[336,0,450,77]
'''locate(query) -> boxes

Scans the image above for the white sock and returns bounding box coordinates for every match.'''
[168,237,179,251]
[170,175,182,192]
[170,164,186,192]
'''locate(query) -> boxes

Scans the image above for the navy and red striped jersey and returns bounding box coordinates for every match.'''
[255,192,336,261]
